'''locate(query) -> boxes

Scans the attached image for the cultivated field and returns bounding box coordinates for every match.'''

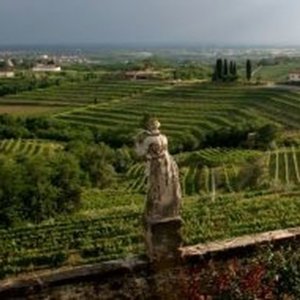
[0,139,63,157]
[56,83,300,138]
[253,62,300,81]
[127,147,300,195]
[2,80,300,135]
[1,80,167,107]
[1,189,300,278]
[0,105,68,116]
[1,77,300,279]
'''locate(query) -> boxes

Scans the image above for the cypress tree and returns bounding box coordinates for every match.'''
[212,65,217,82]
[223,59,228,78]
[246,59,252,81]
[232,62,237,77]
[216,58,223,80]
[229,61,234,75]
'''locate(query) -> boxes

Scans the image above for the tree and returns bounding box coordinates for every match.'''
[231,62,238,80]
[50,153,82,213]
[115,147,133,173]
[246,59,252,81]
[21,157,59,223]
[212,59,223,82]
[0,152,83,227]
[211,65,218,82]
[20,153,82,223]
[233,62,237,76]
[256,124,279,149]
[216,58,223,80]
[223,59,228,78]
[212,59,238,82]
[79,143,117,188]
[229,61,234,75]
[0,156,25,227]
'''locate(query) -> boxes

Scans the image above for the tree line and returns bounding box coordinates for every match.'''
[212,59,238,82]
[212,59,252,82]
[0,77,62,97]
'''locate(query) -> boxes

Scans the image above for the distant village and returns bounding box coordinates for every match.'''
[0,52,165,81]
[0,53,88,78]
[1,48,300,82]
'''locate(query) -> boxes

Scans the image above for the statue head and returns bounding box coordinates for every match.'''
[141,114,161,134]
[147,118,160,132]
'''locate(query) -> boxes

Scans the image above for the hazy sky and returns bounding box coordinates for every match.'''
[1,0,300,46]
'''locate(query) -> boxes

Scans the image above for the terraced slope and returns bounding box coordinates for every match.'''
[127,148,300,195]
[268,147,300,186]
[56,84,300,138]
[0,205,142,278]
[2,81,300,136]
[0,139,63,157]
[1,80,167,107]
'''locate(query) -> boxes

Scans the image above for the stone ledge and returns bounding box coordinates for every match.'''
[0,257,148,295]
[180,227,300,258]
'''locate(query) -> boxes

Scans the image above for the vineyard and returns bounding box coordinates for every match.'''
[1,189,300,278]
[56,84,300,139]
[1,80,300,137]
[1,79,167,107]
[0,139,62,157]
[268,147,300,186]
[0,205,142,278]
[127,147,300,195]
[1,79,300,280]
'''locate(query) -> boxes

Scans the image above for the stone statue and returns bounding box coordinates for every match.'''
[135,117,182,222]
[135,117,183,296]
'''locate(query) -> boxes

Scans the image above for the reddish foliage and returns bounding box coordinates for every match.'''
[181,258,276,299]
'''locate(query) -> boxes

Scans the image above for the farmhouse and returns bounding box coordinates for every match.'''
[0,59,15,77]
[0,69,15,78]
[32,64,62,72]
[288,70,300,82]
[125,69,161,80]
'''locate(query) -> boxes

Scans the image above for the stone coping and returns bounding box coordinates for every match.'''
[181,227,300,259]
[0,258,148,295]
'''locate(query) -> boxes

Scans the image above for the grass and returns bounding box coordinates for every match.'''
[253,62,300,82]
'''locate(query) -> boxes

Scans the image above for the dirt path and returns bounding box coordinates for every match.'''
[263,83,300,91]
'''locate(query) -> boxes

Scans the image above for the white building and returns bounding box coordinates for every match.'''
[125,70,161,80]
[32,64,61,72]
[288,72,300,82]
[0,70,15,78]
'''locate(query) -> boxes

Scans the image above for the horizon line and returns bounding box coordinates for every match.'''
[1,42,300,50]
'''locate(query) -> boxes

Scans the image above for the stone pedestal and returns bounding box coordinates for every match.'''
[145,217,183,300]
[145,217,183,269]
